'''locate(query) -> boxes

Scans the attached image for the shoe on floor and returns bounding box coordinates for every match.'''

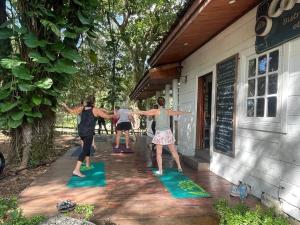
[154,170,163,176]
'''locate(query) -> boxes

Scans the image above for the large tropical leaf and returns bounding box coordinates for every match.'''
[0,28,13,39]
[0,58,25,69]
[45,50,56,61]
[35,77,53,89]
[25,111,42,118]
[50,59,78,74]
[18,83,35,92]
[24,33,48,48]
[0,102,18,113]
[0,116,7,128]
[0,89,11,100]
[77,11,89,25]
[12,65,33,80]
[61,48,82,62]
[8,118,23,129]
[40,19,61,37]
[73,0,83,6]
[11,111,25,121]
[31,95,42,105]
[42,98,52,106]
[29,51,50,64]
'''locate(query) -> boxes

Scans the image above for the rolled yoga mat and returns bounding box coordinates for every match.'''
[153,169,210,198]
[67,162,106,188]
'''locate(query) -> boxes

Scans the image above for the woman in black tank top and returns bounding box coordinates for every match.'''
[61,95,114,178]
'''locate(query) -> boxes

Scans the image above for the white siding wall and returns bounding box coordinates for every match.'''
[178,7,300,220]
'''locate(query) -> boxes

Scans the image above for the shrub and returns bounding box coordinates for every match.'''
[0,197,45,225]
[214,199,290,225]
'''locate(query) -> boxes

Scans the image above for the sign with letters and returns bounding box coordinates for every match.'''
[255,0,300,53]
[214,55,238,157]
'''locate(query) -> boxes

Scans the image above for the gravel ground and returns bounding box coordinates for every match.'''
[40,215,96,225]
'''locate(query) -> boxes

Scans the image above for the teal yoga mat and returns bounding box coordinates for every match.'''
[153,169,210,198]
[67,162,106,188]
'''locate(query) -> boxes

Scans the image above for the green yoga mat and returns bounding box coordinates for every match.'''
[153,169,210,198]
[67,162,106,188]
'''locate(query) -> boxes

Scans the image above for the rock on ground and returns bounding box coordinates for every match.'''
[40,215,96,225]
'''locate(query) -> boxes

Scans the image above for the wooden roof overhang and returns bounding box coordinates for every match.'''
[130,0,260,100]
[130,63,181,100]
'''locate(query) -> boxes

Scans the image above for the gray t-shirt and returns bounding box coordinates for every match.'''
[117,108,130,123]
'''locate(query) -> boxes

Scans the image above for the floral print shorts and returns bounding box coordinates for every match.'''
[152,129,175,145]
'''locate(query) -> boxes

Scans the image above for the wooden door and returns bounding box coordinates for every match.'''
[196,77,205,150]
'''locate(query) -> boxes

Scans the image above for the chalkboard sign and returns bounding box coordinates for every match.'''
[214,54,237,156]
[255,1,300,53]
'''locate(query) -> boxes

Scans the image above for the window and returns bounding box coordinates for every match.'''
[246,49,279,118]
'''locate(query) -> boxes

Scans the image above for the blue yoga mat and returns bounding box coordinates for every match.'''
[67,162,106,188]
[153,169,210,198]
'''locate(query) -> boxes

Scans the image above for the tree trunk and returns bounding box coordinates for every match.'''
[19,123,32,169]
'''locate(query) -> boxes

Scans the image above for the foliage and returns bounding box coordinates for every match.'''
[0,197,46,225]
[65,203,94,221]
[214,199,290,225]
[0,0,99,130]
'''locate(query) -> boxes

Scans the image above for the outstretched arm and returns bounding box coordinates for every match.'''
[131,109,158,116]
[167,109,192,116]
[93,108,114,119]
[61,103,83,115]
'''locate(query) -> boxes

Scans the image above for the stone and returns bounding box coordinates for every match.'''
[40,215,96,225]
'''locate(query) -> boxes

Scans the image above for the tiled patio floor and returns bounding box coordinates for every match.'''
[19,135,260,225]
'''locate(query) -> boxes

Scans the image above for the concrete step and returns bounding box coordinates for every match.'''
[181,154,210,171]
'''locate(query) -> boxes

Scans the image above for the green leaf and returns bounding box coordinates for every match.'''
[35,77,53,89]
[0,102,18,113]
[0,58,25,69]
[42,98,52,106]
[61,48,82,62]
[73,0,83,6]
[12,65,33,80]
[25,111,42,118]
[45,50,56,61]
[8,118,23,128]
[63,31,77,39]
[24,33,39,48]
[32,95,42,105]
[24,33,48,48]
[51,59,78,74]
[11,111,25,121]
[51,43,65,52]
[0,116,7,128]
[0,28,13,39]
[26,117,34,123]
[40,19,61,37]
[0,89,10,100]
[89,51,97,64]
[29,51,50,64]
[18,83,35,92]
[77,11,90,25]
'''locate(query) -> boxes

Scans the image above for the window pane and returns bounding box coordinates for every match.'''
[268,97,277,117]
[258,55,267,75]
[268,74,278,95]
[256,98,265,117]
[248,79,255,97]
[248,59,256,77]
[257,77,266,96]
[247,99,254,117]
[269,50,279,72]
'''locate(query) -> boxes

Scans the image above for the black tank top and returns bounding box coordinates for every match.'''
[78,107,96,137]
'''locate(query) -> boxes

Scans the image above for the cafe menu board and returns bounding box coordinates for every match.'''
[214,54,238,156]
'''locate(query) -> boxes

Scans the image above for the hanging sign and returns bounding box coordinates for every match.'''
[255,0,300,53]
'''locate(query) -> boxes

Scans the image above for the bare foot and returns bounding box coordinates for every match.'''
[72,171,86,178]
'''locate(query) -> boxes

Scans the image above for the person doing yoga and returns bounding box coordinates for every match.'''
[132,97,191,176]
[61,95,114,177]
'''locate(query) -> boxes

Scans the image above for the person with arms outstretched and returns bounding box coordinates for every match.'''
[132,97,191,176]
[61,95,114,177]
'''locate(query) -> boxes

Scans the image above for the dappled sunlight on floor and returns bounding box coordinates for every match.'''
[19,135,260,224]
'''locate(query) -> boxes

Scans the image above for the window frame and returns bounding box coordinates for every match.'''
[238,45,288,133]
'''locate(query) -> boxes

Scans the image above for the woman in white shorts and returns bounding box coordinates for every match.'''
[132,97,191,175]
